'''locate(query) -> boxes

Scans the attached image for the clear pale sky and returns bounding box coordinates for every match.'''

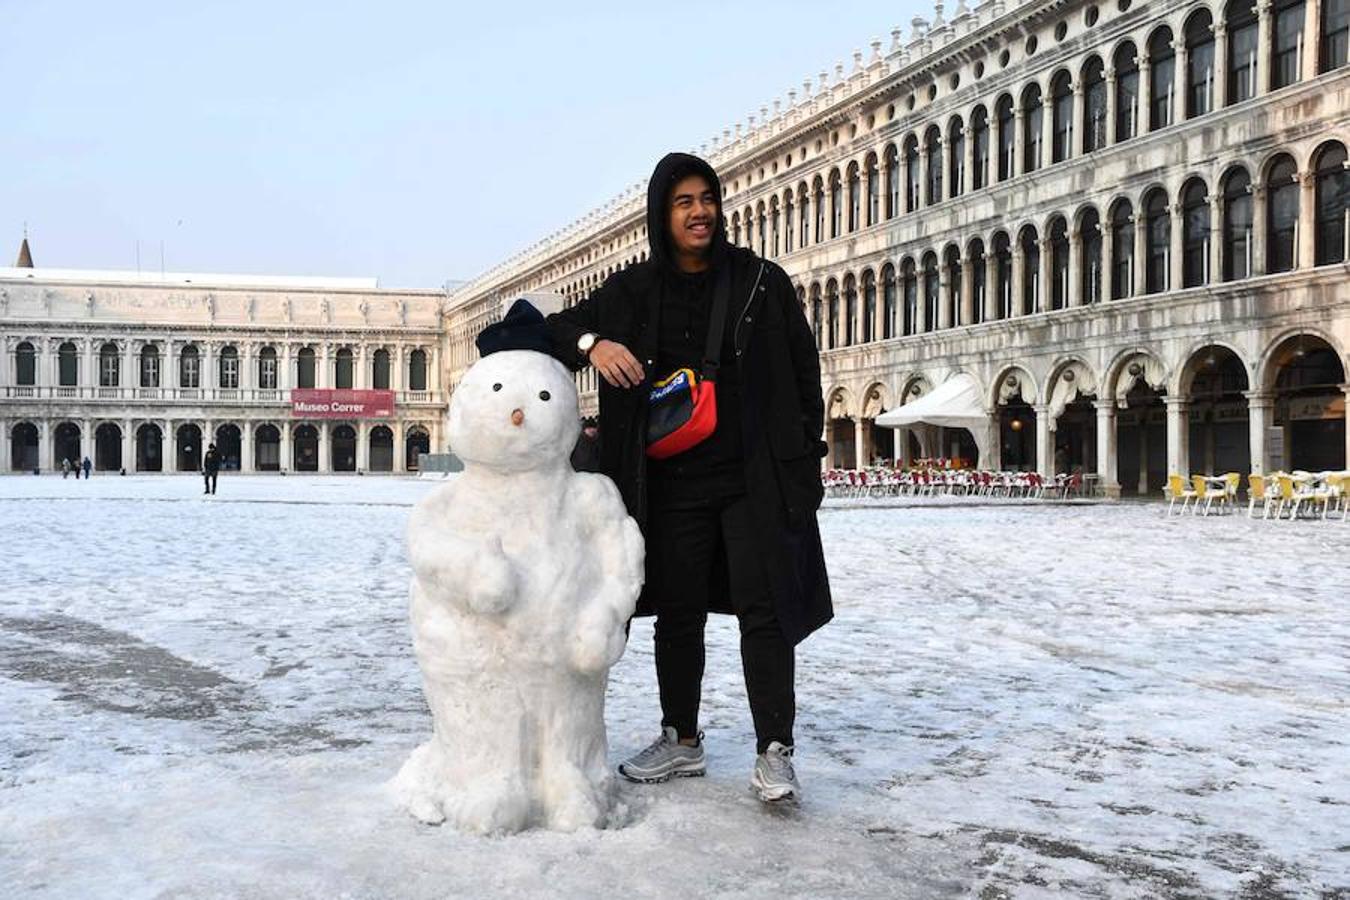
[5,1,928,288]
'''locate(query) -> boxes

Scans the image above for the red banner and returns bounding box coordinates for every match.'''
[290,389,396,419]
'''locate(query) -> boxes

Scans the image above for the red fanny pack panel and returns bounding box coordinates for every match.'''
[646,379,718,459]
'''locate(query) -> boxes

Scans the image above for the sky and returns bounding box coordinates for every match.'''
[3,1,931,289]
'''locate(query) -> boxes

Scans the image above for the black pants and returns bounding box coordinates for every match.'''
[646,492,794,753]
[203,472,217,494]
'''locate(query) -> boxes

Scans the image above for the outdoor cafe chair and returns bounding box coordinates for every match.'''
[1166,473,1198,515]
[1247,474,1273,519]
[1191,475,1223,516]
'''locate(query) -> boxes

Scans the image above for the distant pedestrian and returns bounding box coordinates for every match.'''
[203,443,221,495]
[61,458,71,479]
[82,457,92,479]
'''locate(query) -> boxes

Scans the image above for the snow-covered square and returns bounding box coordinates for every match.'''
[0,475,1346,898]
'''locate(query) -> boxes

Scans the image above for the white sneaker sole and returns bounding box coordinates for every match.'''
[750,771,800,803]
[617,759,706,784]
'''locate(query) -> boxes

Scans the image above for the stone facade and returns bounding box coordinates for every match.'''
[443,0,1350,497]
[1,269,446,474]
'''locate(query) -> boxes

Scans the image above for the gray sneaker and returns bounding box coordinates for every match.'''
[750,741,800,802]
[617,726,706,783]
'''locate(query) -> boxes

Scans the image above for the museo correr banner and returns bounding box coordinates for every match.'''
[290,389,396,419]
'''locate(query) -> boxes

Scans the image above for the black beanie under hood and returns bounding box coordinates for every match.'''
[645,152,730,273]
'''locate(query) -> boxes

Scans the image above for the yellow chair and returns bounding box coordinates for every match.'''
[1273,474,1299,519]
[1167,473,1197,515]
[1191,475,1220,516]
[1224,473,1241,510]
[1247,474,1271,519]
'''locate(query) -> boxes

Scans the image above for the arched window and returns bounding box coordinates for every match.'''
[813,177,826,242]
[829,170,843,238]
[948,118,965,198]
[16,341,36,386]
[809,284,823,346]
[1114,43,1140,141]
[1022,84,1043,173]
[1228,0,1260,103]
[296,346,316,389]
[1267,154,1300,272]
[968,239,987,322]
[1181,179,1211,287]
[1185,11,1216,117]
[1314,142,1349,264]
[881,265,898,339]
[1020,228,1041,312]
[409,348,428,391]
[922,252,940,332]
[799,185,811,246]
[770,197,781,256]
[731,211,741,245]
[1080,209,1103,303]
[334,347,354,389]
[901,258,918,334]
[1111,200,1135,298]
[993,232,1013,318]
[99,342,119,387]
[1049,217,1070,309]
[757,203,767,257]
[1082,57,1108,152]
[843,274,858,346]
[1148,28,1176,130]
[826,279,840,349]
[1324,0,1350,71]
[904,136,921,211]
[218,345,240,389]
[1222,167,1254,280]
[1144,188,1171,293]
[1051,72,1074,163]
[784,193,795,253]
[944,246,962,325]
[996,95,1015,181]
[179,344,200,388]
[971,107,990,189]
[862,270,877,342]
[745,207,754,251]
[1272,0,1308,89]
[925,126,944,204]
[884,145,900,218]
[259,346,279,390]
[140,345,160,388]
[847,163,861,232]
[865,154,880,225]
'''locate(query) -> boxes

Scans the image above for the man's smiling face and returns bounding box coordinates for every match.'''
[667,173,718,262]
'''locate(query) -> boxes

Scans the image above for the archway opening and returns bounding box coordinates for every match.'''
[332,424,357,472]
[95,423,122,472]
[1185,346,1250,477]
[293,425,319,472]
[406,428,430,471]
[136,424,163,472]
[1055,397,1097,475]
[176,424,203,472]
[998,395,1036,471]
[1270,336,1346,471]
[11,422,39,471]
[215,424,241,472]
[54,422,81,470]
[370,425,394,472]
[1118,383,1167,496]
[255,425,281,472]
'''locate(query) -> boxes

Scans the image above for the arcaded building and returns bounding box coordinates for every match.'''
[1,254,446,475]
[444,0,1349,497]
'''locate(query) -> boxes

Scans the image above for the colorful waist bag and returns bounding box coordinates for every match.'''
[645,266,731,460]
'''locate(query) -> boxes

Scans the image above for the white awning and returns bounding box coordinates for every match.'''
[874,373,988,430]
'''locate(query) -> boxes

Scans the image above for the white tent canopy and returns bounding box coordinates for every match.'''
[874,373,997,468]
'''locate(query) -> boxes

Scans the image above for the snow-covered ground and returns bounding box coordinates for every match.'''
[1,474,1346,899]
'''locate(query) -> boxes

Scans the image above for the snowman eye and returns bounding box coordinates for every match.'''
[539,390,551,401]
[492,383,502,392]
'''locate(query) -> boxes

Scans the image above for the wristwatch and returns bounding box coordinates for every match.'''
[577,332,599,358]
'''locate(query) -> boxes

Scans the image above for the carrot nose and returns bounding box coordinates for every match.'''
[510,409,524,426]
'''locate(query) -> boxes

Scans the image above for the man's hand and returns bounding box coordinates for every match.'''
[589,339,645,389]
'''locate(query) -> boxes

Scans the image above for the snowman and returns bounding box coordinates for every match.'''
[393,300,644,834]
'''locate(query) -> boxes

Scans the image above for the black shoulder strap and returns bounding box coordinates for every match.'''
[700,263,733,381]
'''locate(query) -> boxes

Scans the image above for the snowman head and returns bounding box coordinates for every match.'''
[448,350,580,473]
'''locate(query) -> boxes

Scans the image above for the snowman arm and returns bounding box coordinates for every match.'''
[572,475,644,619]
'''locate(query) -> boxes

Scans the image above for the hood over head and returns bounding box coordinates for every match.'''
[645,152,729,272]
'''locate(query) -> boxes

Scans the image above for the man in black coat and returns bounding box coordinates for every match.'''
[545,152,830,803]
[203,443,221,495]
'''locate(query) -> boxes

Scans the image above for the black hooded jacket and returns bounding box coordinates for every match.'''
[545,152,832,644]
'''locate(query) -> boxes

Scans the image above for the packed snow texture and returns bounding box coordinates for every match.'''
[395,351,643,832]
[0,475,1346,898]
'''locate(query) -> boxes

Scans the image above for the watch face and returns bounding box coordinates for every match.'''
[579,333,596,353]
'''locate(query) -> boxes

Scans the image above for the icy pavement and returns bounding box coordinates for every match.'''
[0,475,1346,899]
